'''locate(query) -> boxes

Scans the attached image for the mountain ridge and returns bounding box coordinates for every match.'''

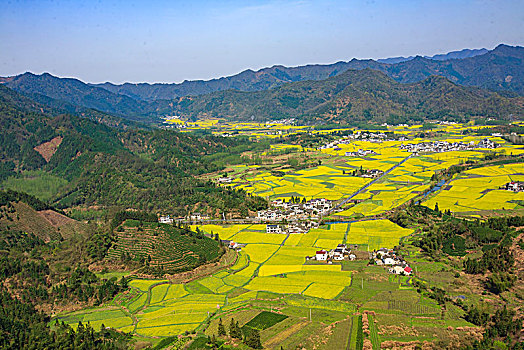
[89,44,523,98]
[2,44,522,104]
[167,68,523,123]
[377,48,489,64]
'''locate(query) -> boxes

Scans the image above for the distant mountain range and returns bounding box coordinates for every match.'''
[89,44,522,99]
[0,44,522,123]
[377,48,489,64]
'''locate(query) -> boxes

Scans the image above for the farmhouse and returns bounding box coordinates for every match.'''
[331,249,345,261]
[503,181,524,192]
[388,265,412,275]
[159,215,173,224]
[216,177,232,184]
[316,250,328,261]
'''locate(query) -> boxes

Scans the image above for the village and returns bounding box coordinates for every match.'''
[399,138,498,154]
[256,197,333,223]
[318,131,407,152]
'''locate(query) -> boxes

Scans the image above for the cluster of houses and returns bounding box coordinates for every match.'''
[257,198,333,222]
[342,168,383,178]
[216,176,233,184]
[266,221,319,234]
[159,213,211,224]
[318,132,405,153]
[371,248,412,275]
[399,139,499,154]
[502,181,524,192]
[309,244,356,262]
[159,215,174,224]
[344,149,378,157]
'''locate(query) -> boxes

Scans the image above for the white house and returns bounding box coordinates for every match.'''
[383,257,397,265]
[316,250,328,261]
[388,266,405,274]
[159,215,173,224]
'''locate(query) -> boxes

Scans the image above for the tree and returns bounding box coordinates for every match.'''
[218,318,226,336]
[229,318,242,339]
[486,272,515,294]
[244,327,262,349]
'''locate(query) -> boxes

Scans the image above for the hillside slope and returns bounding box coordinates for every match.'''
[0,72,166,120]
[0,85,266,215]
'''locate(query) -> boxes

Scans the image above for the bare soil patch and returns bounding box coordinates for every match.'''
[34,136,63,162]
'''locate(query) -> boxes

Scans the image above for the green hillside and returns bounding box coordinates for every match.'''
[0,85,267,216]
[108,220,223,275]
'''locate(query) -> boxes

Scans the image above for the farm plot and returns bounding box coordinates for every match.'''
[227,164,371,201]
[58,308,133,331]
[344,220,413,250]
[424,163,524,213]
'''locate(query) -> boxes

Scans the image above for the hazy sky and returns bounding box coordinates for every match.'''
[1,0,523,83]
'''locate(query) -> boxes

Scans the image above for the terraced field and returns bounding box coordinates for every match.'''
[106,220,222,273]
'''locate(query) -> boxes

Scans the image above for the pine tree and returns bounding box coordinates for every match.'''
[218,318,226,336]
[229,318,239,338]
[244,327,262,349]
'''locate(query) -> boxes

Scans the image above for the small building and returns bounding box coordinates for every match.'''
[388,266,405,275]
[336,244,348,254]
[332,249,344,261]
[159,215,173,224]
[316,250,328,261]
[383,257,397,265]
[216,177,232,183]
[266,224,282,234]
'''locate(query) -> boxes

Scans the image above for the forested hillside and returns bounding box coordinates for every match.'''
[170,69,523,123]
[0,85,266,215]
[0,72,168,121]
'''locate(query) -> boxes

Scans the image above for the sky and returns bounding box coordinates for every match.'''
[1,0,523,84]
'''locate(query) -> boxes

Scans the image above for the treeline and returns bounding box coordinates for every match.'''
[464,305,522,350]
[0,287,130,349]
[0,229,127,306]
[110,210,157,231]
[0,189,52,211]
